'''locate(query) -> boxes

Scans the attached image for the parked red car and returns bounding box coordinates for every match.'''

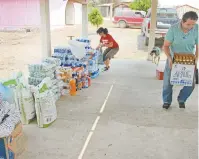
[113,9,146,28]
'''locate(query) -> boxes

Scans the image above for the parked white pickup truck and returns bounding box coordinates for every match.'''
[141,7,180,46]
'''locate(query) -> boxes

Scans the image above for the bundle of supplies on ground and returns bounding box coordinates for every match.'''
[0,94,20,138]
[34,78,57,128]
[0,89,25,158]
[170,54,196,86]
[53,46,76,67]
[76,38,101,77]
[28,58,64,101]
[28,60,57,86]
[1,74,36,125]
[87,51,100,78]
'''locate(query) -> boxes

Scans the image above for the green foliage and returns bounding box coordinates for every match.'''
[129,0,151,12]
[88,8,103,28]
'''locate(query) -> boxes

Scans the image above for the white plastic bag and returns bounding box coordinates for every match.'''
[34,78,57,128]
[68,40,87,59]
[15,73,36,125]
[17,86,36,124]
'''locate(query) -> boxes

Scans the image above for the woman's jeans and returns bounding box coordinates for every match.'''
[162,60,195,104]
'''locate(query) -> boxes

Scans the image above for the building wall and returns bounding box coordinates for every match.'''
[99,6,110,17]
[0,0,40,30]
[0,0,82,30]
[74,3,82,24]
[50,0,82,28]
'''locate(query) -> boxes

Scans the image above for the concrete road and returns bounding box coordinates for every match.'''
[20,59,198,159]
[19,27,198,159]
[2,23,195,159]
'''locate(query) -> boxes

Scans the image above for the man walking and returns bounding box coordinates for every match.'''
[162,11,198,109]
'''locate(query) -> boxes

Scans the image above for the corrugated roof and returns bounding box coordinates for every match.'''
[70,0,88,4]
[120,0,133,2]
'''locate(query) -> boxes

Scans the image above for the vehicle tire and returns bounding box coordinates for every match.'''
[144,36,149,46]
[119,21,127,28]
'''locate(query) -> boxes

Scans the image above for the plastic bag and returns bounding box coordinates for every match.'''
[0,100,20,137]
[17,86,35,124]
[0,83,15,104]
[34,78,57,128]
[17,74,36,125]
[68,40,87,59]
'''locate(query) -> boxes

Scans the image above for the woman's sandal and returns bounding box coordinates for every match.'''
[104,66,110,71]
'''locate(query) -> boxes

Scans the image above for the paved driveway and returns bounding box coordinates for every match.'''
[17,26,198,159]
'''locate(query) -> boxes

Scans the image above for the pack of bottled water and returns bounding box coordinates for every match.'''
[28,63,55,86]
[42,57,61,66]
[54,46,72,54]
[28,58,61,86]
[85,46,93,53]
[88,59,98,73]
[76,38,92,52]
[52,46,73,66]
[64,54,77,67]
[52,46,81,67]
[95,49,104,65]
[86,50,100,78]
[35,58,64,101]
[76,38,91,45]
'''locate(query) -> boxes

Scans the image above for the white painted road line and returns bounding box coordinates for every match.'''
[91,116,101,131]
[78,132,94,159]
[78,84,114,159]
[100,85,114,113]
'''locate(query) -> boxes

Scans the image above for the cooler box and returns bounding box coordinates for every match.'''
[156,69,164,80]
[156,61,166,80]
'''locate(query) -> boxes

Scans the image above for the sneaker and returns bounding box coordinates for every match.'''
[163,103,170,109]
[178,102,185,109]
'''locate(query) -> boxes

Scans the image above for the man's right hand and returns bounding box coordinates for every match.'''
[168,57,173,69]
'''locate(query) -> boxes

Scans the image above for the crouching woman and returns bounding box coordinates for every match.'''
[96,27,119,71]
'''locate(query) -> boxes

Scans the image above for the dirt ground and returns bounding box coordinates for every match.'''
[0,20,165,79]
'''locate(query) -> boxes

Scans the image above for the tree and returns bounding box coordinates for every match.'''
[129,0,151,12]
[88,8,104,28]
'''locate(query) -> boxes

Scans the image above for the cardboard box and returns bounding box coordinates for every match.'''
[0,123,26,159]
[170,64,195,86]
